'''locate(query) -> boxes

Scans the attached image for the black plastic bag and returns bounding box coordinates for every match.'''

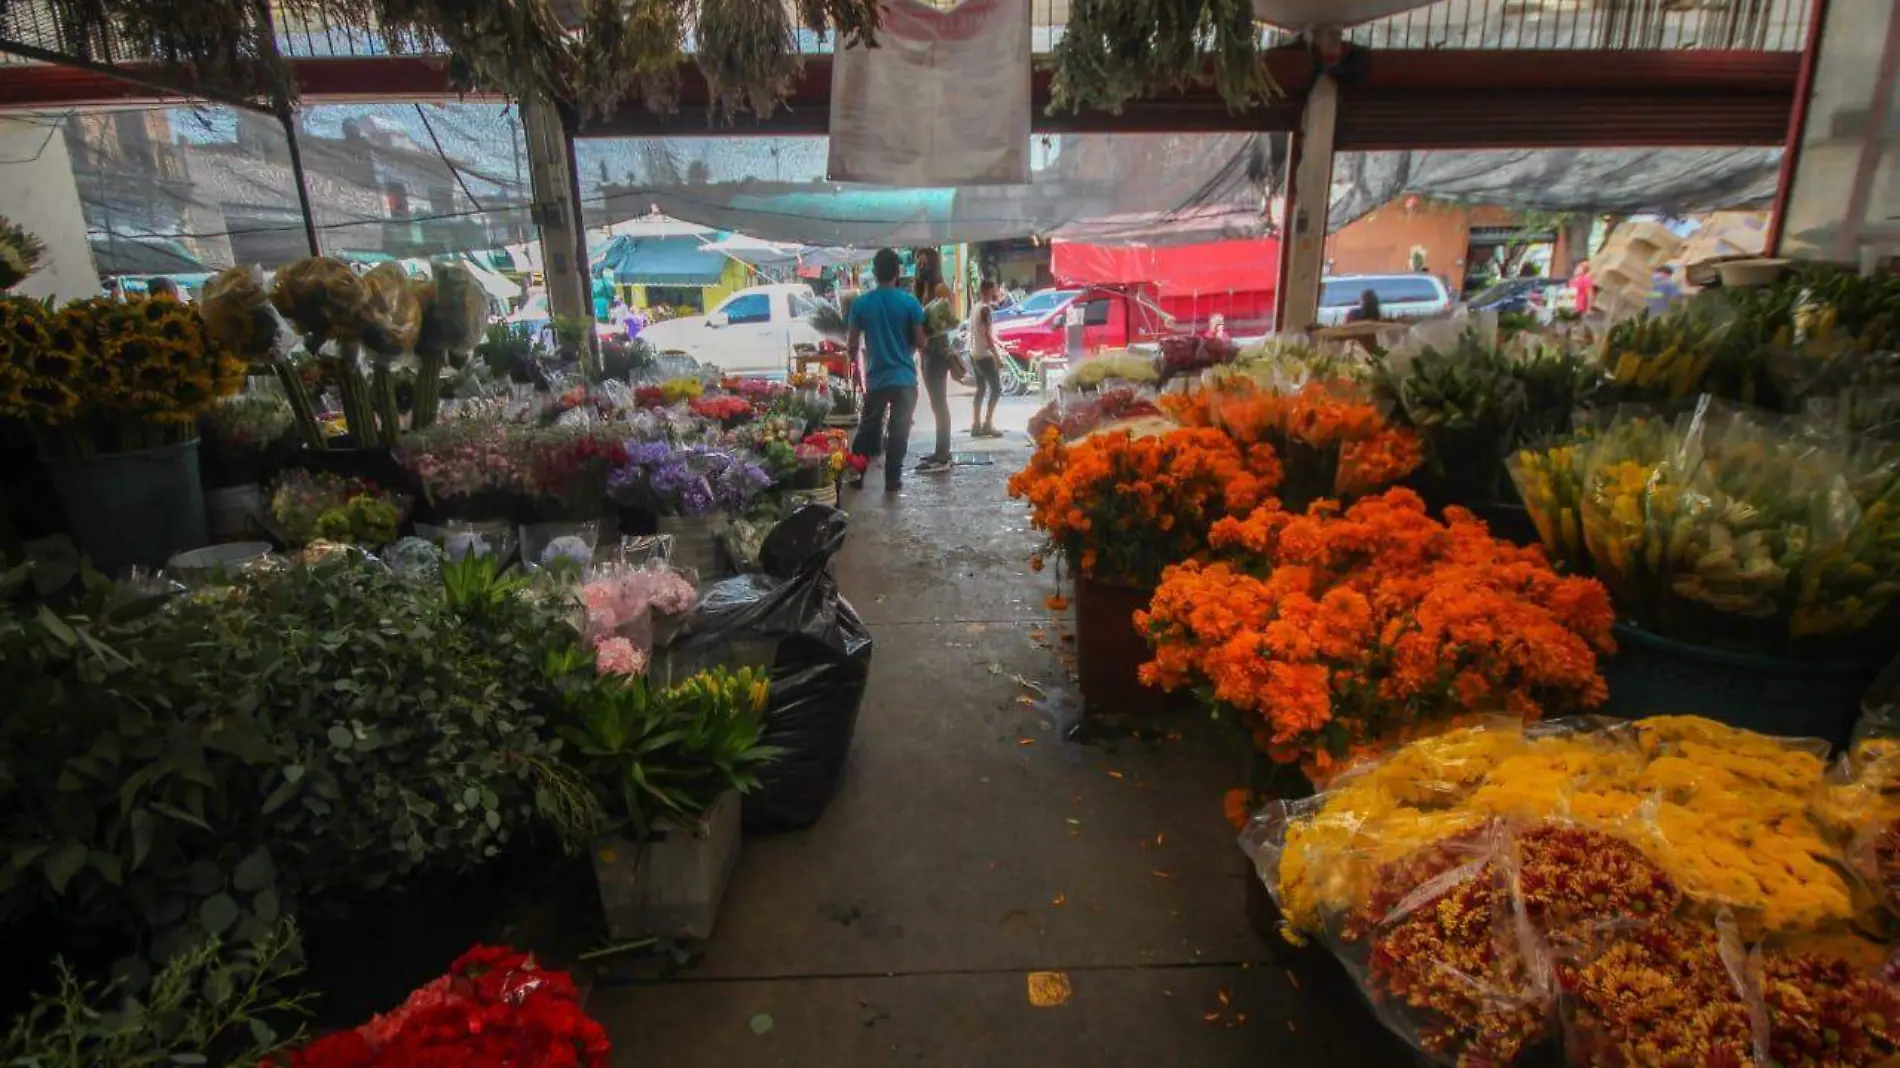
[667,505,872,830]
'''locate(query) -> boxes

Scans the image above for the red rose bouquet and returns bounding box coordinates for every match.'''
[281,945,609,1068]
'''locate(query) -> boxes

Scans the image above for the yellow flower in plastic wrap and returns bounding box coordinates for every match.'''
[1364,724,1529,806]
[1816,737,1900,838]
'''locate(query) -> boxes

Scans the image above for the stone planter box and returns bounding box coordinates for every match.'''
[591,791,741,941]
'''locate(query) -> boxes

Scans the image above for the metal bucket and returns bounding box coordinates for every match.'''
[204,483,267,543]
[657,514,728,583]
[44,439,207,575]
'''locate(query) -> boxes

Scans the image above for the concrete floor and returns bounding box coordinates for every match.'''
[589,400,1416,1067]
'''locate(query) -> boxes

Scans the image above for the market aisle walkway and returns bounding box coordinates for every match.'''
[588,425,1414,1067]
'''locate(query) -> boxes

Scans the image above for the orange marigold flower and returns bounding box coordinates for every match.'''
[1046,594,1070,611]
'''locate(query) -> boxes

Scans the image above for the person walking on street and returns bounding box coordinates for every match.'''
[969,279,1005,438]
[847,248,927,493]
[917,282,963,475]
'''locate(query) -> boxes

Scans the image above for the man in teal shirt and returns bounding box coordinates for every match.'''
[847,248,927,492]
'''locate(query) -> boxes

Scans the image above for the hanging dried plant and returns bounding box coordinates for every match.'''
[30,0,280,100]
[1049,0,1278,116]
[795,0,879,48]
[0,217,47,292]
[576,0,685,120]
[692,0,803,122]
[374,0,575,106]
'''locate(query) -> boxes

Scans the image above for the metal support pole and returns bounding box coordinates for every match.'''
[1276,74,1339,334]
[255,0,320,256]
[279,111,322,257]
[1765,0,1832,255]
[520,88,592,369]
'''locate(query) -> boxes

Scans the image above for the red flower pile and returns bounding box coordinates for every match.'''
[282,945,609,1068]
[633,386,668,409]
[690,395,754,425]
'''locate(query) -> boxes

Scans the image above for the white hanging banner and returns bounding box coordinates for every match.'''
[827,0,1031,187]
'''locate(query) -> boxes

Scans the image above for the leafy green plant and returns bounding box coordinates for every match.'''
[554,666,778,839]
[2,924,309,1068]
[1376,327,1526,504]
[477,323,536,384]
[0,554,598,990]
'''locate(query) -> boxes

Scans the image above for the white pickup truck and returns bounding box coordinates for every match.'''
[636,283,828,378]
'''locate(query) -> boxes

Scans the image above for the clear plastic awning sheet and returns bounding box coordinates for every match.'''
[65,101,534,275]
[1330,147,1784,229]
[573,133,1282,247]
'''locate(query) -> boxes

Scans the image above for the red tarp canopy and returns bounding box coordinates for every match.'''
[1051,238,1281,296]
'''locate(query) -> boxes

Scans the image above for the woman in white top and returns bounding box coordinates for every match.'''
[968,279,1006,438]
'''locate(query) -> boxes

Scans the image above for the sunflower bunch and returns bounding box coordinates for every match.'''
[2,295,242,454]
[0,296,75,426]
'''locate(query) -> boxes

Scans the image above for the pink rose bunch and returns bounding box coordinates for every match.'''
[580,567,699,646]
[593,637,647,677]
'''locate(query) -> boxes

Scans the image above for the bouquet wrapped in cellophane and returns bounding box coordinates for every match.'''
[1241,714,1900,1068]
[1560,396,1900,655]
[408,262,488,430]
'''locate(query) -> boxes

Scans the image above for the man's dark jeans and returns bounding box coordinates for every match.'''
[853,385,918,484]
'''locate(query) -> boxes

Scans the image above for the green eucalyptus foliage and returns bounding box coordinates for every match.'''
[0,554,597,990]
[1,924,308,1068]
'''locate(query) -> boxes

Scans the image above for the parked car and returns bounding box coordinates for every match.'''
[994,287,1082,324]
[1464,277,1554,320]
[993,284,1173,360]
[1315,273,1453,326]
[635,283,828,378]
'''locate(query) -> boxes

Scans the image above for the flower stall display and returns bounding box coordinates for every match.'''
[1243,714,1900,1066]
[0,292,246,569]
[399,419,526,521]
[1025,384,1167,443]
[1159,376,1423,509]
[1008,423,1285,717]
[1374,322,1528,506]
[407,262,488,431]
[270,257,421,450]
[199,391,295,542]
[579,562,700,676]
[1509,399,1898,741]
[1064,352,1160,390]
[0,216,45,291]
[282,944,609,1068]
[268,469,407,548]
[555,665,776,939]
[1140,489,1615,781]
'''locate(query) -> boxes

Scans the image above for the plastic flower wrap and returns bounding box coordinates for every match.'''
[1142,490,1615,777]
[414,262,487,359]
[1374,320,1527,505]
[1064,352,1160,389]
[355,262,422,358]
[1006,424,1283,586]
[1249,716,1858,946]
[1790,437,1900,643]
[199,265,284,360]
[1576,405,1689,622]
[1343,822,1681,1067]
[1559,919,1900,1068]
[270,256,369,345]
[1507,422,1600,576]
[268,469,408,548]
[609,442,769,518]
[1025,384,1165,442]
[398,418,526,516]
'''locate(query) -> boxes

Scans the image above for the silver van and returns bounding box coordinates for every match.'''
[1316,274,1453,326]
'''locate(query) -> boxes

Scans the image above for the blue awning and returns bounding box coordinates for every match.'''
[594,235,728,286]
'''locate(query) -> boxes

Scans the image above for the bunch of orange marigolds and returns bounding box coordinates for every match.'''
[1160,376,1424,507]
[1006,425,1284,587]
[1137,488,1616,778]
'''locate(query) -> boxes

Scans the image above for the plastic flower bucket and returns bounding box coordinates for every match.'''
[1599,621,1882,748]
[44,439,207,574]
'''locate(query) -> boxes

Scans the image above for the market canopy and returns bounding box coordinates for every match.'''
[1052,238,1282,294]
[88,237,208,277]
[593,234,729,286]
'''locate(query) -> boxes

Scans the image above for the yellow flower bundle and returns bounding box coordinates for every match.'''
[0,293,243,454]
[1268,715,1858,939]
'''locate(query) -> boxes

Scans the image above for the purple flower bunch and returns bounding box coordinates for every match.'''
[610,441,770,518]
